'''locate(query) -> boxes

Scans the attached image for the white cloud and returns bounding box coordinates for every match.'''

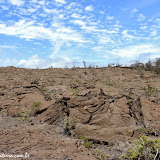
[72,20,86,27]
[71,13,86,19]
[0,19,85,43]
[137,14,146,21]
[55,0,66,4]
[106,15,114,20]
[140,26,147,29]
[43,8,58,14]
[122,30,134,39]
[150,30,157,37]
[9,0,24,6]
[18,54,41,68]
[50,41,64,58]
[38,0,45,5]
[92,46,104,52]
[66,2,79,10]
[109,44,160,58]
[30,0,38,3]
[71,19,117,34]
[131,8,138,13]
[0,5,9,10]
[17,54,74,68]
[0,45,17,49]
[85,5,94,11]
[98,36,114,44]
[27,8,38,13]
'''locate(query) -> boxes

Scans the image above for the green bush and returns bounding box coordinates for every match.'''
[95,149,110,160]
[120,136,160,160]
[77,136,93,149]
[32,101,41,107]
[18,111,30,121]
[144,84,158,98]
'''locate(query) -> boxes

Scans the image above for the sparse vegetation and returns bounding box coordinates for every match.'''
[120,136,160,160]
[144,84,158,98]
[71,87,78,96]
[95,149,110,160]
[32,101,41,107]
[64,116,73,135]
[18,111,30,121]
[130,58,160,75]
[0,62,160,160]
[32,101,41,112]
[76,136,93,149]
[137,127,155,136]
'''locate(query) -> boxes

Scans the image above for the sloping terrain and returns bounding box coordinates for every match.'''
[0,66,160,159]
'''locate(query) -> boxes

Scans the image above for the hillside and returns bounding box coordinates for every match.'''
[0,66,160,160]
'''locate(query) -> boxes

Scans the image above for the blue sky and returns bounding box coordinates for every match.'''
[0,0,160,68]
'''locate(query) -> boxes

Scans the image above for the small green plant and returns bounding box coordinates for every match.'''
[32,101,41,112]
[144,84,158,98]
[33,107,39,112]
[64,116,73,135]
[137,127,154,136]
[95,149,110,160]
[120,136,160,160]
[71,87,78,96]
[18,111,30,121]
[32,101,41,107]
[78,136,93,149]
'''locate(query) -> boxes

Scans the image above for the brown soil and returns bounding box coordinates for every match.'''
[0,66,160,160]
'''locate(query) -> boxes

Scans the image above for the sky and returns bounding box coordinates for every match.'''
[0,0,160,68]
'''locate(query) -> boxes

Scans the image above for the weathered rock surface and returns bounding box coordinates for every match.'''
[0,66,160,159]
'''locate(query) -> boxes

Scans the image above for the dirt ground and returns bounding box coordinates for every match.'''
[0,66,160,160]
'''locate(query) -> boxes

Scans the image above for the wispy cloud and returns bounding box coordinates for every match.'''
[109,44,160,58]
[0,19,85,43]
[55,0,66,4]
[122,30,135,40]
[131,8,138,13]
[85,5,94,12]
[137,14,146,21]
[9,0,25,6]
[106,15,114,20]
[0,0,160,68]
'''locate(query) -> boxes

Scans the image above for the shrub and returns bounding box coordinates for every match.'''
[145,60,153,72]
[64,116,73,135]
[18,111,30,121]
[32,101,41,107]
[130,62,144,69]
[137,127,155,136]
[155,58,160,74]
[95,149,110,160]
[77,136,93,149]
[144,84,158,98]
[130,58,160,75]
[120,136,160,160]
